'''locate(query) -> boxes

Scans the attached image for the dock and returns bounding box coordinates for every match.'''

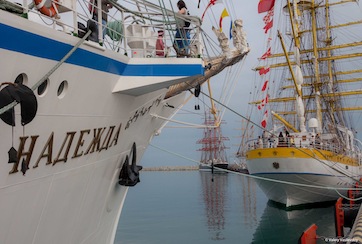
[142,166,198,171]
[142,164,249,173]
[346,200,362,243]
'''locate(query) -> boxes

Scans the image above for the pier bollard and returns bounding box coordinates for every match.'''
[298,224,318,244]
[335,197,344,237]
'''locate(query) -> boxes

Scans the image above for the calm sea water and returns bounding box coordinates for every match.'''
[115,171,336,244]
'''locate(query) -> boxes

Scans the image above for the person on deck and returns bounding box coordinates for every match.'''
[258,136,263,149]
[89,0,113,39]
[174,0,190,56]
[278,131,285,147]
[284,128,290,146]
[156,30,166,57]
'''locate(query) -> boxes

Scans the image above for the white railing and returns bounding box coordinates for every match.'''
[4,0,202,58]
[246,136,361,162]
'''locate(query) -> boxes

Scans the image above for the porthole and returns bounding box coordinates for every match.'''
[14,73,28,85]
[37,79,49,97]
[57,80,68,99]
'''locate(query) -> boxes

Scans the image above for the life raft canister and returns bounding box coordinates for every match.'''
[34,0,59,17]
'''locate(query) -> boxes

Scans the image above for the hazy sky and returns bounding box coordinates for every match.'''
[143,0,362,168]
[142,0,266,167]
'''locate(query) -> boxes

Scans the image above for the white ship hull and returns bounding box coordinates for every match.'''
[0,9,199,244]
[0,0,250,238]
[246,148,361,208]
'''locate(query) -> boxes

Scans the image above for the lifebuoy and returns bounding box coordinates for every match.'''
[34,0,59,17]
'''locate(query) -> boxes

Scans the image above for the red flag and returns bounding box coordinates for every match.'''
[261,110,268,128]
[261,80,268,91]
[263,19,273,33]
[260,47,271,60]
[259,67,270,75]
[257,94,269,110]
[262,8,274,24]
[258,0,275,14]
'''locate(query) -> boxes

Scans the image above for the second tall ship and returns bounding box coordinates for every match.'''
[245,0,362,208]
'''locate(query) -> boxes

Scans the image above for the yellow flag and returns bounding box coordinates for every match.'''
[219,8,229,32]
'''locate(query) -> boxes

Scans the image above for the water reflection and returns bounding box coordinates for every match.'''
[200,172,227,240]
[238,174,258,229]
[199,172,260,242]
[252,201,335,243]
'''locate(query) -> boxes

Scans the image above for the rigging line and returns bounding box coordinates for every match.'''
[200,26,224,55]
[309,147,362,182]
[150,143,200,164]
[188,87,213,113]
[0,30,92,116]
[149,143,358,192]
[335,188,362,202]
[219,68,239,119]
[199,88,362,184]
[164,125,206,128]
[156,93,194,134]
[219,61,238,106]
[109,0,164,23]
[220,60,247,120]
[150,113,219,128]
[223,1,236,22]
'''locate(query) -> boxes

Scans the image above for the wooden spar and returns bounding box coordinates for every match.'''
[250,89,362,104]
[271,111,299,133]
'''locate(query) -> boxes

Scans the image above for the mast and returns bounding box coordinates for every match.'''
[310,0,323,133]
[252,0,362,136]
[324,0,336,122]
[286,0,307,132]
[197,112,229,164]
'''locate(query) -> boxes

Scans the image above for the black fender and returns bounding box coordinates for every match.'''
[0,83,37,126]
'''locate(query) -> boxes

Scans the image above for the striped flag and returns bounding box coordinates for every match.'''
[219,8,229,32]
[202,0,223,20]
[257,94,268,110]
[261,110,268,128]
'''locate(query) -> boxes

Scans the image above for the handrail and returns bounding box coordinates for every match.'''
[1,0,203,58]
[246,136,361,161]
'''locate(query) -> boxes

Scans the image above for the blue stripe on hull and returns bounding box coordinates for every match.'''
[0,23,204,77]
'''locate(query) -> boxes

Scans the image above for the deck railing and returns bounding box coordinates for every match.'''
[246,136,362,164]
[3,0,202,58]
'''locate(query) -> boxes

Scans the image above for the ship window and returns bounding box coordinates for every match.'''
[37,79,49,97]
[14,73,28,85]
[14,74,24,84]
[57,80,68,99]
